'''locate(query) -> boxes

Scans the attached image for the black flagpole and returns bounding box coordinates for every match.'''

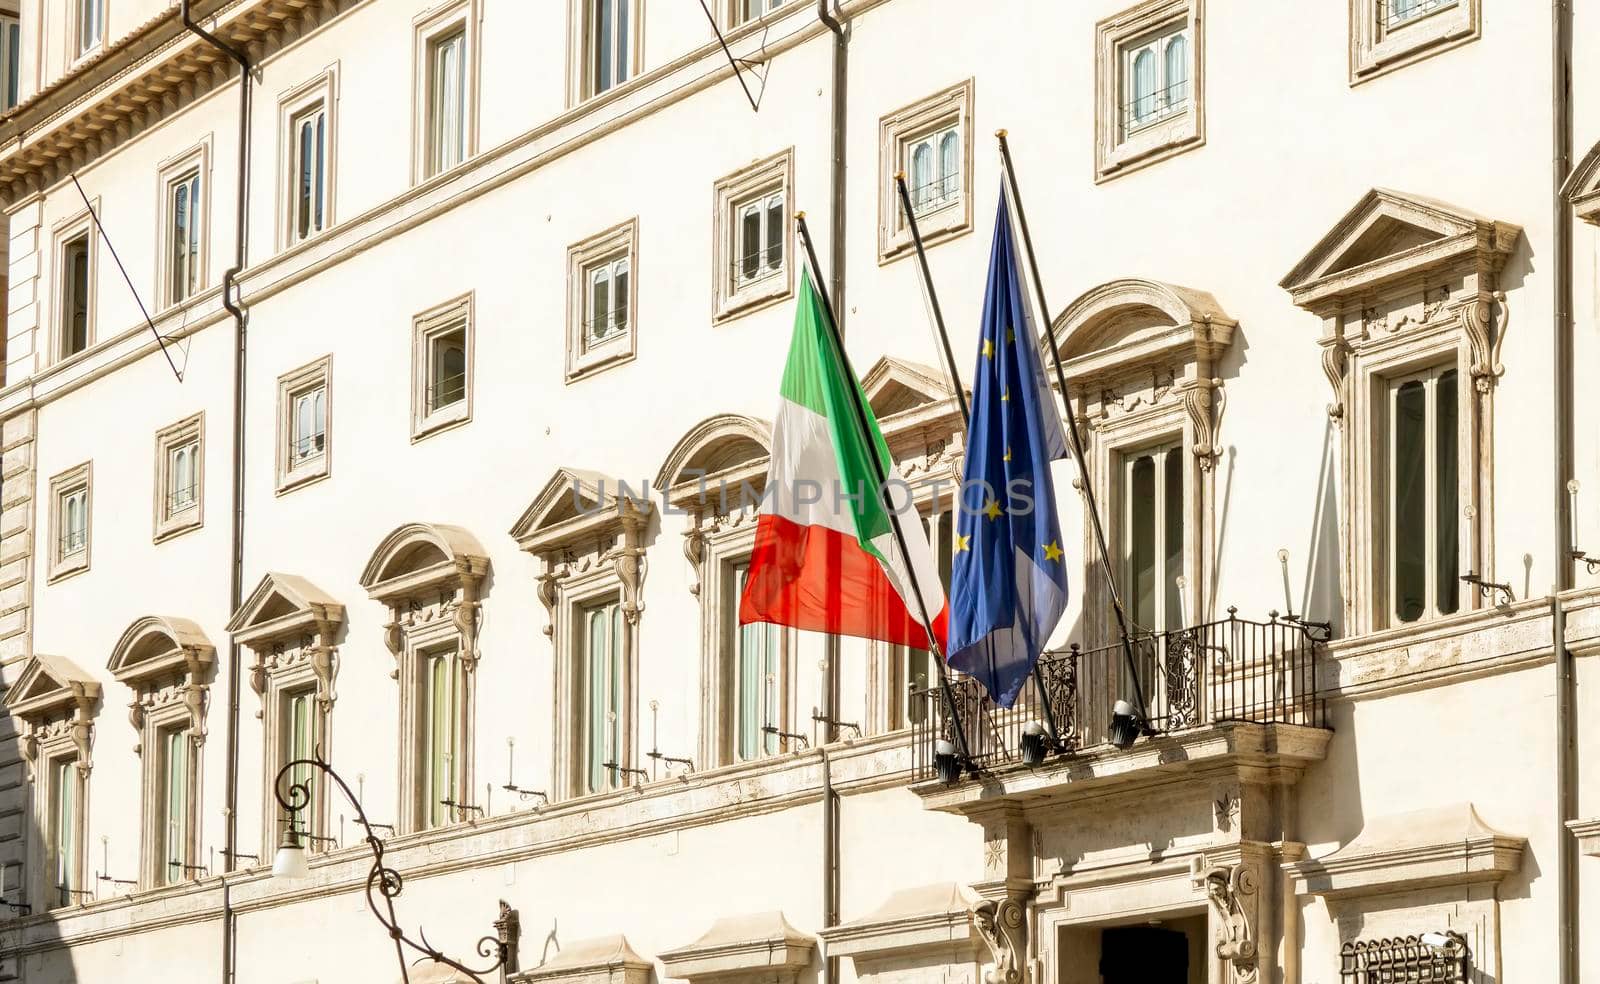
[794,211,975,769]
[995,129,1152,731]
[892,172,1064,748]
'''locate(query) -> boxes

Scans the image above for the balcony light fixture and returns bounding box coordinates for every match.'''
[1020,721,1050,767]
[934,739,962,785]
[1109,700,1142,751]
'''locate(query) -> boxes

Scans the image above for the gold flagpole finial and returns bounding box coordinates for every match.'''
[894,169,906,181]
[995,128,1008,138]
[794,210,806,221]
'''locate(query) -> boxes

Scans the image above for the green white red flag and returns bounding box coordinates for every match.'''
[737,269,949,651]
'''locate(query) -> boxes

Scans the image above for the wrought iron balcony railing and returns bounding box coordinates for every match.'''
[911,609,1329,782]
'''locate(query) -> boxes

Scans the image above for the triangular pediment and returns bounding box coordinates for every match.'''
[5,653,100,722]
[227,572,345,647]
[510,467,654,555]
[861,357,956,421]
[1569,139,1600,225]
[1281,189,1520,311]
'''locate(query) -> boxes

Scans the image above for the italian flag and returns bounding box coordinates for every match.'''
[739,270,949,651]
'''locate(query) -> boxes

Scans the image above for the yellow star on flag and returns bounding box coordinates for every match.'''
[983,498,1004,521]
[953,532,971,553]
[1007,329,1016,343]
[1003,446,1012,462]
[982,338,995,359]
[1001,388,1010,402]
[1043,540,1063,562]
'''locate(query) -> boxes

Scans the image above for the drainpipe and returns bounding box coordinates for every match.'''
[179,5,251,984]
[1550,0,1576,981]
[816,6,846,982]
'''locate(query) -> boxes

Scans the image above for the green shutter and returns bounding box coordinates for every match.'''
[164,731,188,883]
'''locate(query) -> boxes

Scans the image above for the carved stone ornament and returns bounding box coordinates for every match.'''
[1321,336,1351,421]
[681,527,706,598]
[1178,377,1225,470]
[971,897,1026,984]
[4,654,103,773]
[1190,855,1259,983]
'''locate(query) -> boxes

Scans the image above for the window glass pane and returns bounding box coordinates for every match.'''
[432,329,467,409]
[589,268,610,344]
[424,652,457,827]
[765,194,784,272]
[1393,380,1428,623]
[64,237,90,356]
[53,759,76,905]
[1435,370,1459,615]
[938,128,960,202]
[1129,455,1156,629]
[4,21,19,110]
[616,0,630,85]
[164,730,188,883]
[1163,448,1184,629]
[910,141,933,210]
[613,259,630,332]
[594,0,614,94]
[1132,48,1157,122]
[586,605,612,793]
[1165,33,1188,107]
[298,118,314,239]
[740,205,761,281]
[314,113,327,231]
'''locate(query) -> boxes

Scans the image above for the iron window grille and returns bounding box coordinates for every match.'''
[427,371,467,412]
[1381,0,1458,30]
[58,529,86,557]
[1122,79,1190,133]
[908,171,960,218]
[1340,933,1469,982]
[293,431,326,461]
[167,484,199,514]
[732,247,784,289]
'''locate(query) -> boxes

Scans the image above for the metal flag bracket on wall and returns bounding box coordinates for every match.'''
[695,0,774,113]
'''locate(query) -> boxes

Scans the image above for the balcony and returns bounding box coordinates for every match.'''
[911,610,1330,791]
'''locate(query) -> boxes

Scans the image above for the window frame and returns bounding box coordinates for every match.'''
[565,218,639,383]
[1349,0,1478,84]
[69,0,106,63]
[411,0,480,186]
[47,461,92,583]
[1094,0,1204,183]
[416,639,465,829]
[51,206,99,366]
[877,80,975,264]
[154,140,211,311]
[275,355,333,495]
[137,698,201,890]
[699,531,797,768]
[153,412,204,543]
[411,292,474,441]
[712,148,795,324]
[1377,361,1465,629]
[569,0,643,105]
[40,746,87,910]
[1117,438,1187,634]
[0,14,22,113]
[277,66,339,250]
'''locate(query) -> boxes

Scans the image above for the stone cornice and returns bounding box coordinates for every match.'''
[1568,818,1600,858]
[819,883,977,961]
[1286,803,1524,899]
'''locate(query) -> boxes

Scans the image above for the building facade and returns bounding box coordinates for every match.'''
[0,0,1594,982]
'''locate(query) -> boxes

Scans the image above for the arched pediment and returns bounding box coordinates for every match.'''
[1049,279,1236,389]
[1569,139,1600,226]
[653,415,772,507]
[510,467,654,556]
[359,523,489,602]
[1280,189,1520,314]
[108,616,215,685]
[6,653,100,723]
[227,572,345,650]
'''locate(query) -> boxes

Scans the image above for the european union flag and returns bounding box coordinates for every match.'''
[947,189,1071,708]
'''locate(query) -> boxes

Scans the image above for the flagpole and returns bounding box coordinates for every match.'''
[995,130,1152,731]
[893,172,1066,748]
[793,211,975,770]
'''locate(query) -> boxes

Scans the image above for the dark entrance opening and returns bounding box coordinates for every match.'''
[1098,926,1190,984]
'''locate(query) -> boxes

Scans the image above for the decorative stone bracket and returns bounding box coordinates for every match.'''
[1191,854,1259,983]
[971,897,1026,984]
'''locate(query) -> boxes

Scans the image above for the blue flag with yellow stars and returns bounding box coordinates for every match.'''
[946,188,1071,708]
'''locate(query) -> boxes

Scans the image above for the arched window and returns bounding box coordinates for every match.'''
[1164,34,1188,108]
[938,129,961,203]
[911,141,933,211]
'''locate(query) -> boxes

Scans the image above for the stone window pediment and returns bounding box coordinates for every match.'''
[654,415,773,517]
[659,911,815,983]
[229,571,345,653]
[1569,140,1600,226]
[1288,802,1523,900]
[108,615,215,744]
[1282,190,1521,635]
[510,467,653,560]
[7,653,100,734]
[360,522,490,607]
[512,934,650,984]
[1568,818,1600,858]
[821,882,978,962]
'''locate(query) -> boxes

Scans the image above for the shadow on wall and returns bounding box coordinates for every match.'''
[0,691,75,983]
[1300,415,1345,634]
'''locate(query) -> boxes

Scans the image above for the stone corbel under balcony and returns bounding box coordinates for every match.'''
[658,911,814,983]
[1286,802,1524,899]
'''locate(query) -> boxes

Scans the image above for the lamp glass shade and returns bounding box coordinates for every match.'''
[272,842,310,881]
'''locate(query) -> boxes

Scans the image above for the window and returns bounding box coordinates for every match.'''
[1121,23,1189,136]
[159,727,192,885]
[59,232,92,360]
[420,646,463,828]
[713,149,795,322]
[566,219,639,381]
[413,2,478,185]
[154,413,204,542]
[889,510,956,729]
[583,600,623,794]
[877,80,975,263]
[74,0,104,58]
[48,463,92,581]
[585,0,635,98]
[1386,366,1460,625]
[47,757,82,909]
[279,688,316,833]
[0,14,20,112]
[1123,442,1185,633]
[732,0,786,26]
[167,171,203,304]
[732,566,780,761]
[411,293,474,440]
[276,355,332,493]
[1351,0,1479,83]
[293,104,329,241]
[426,29,467,177]
[1095,0,1204,182]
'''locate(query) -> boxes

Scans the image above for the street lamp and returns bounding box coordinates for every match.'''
[272,751,510,984]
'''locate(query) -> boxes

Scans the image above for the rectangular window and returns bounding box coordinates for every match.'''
[0,15,20,112]
[292,387,327,466]
[59,488,87,560]
[420,648,461,829]
[429,327,467,412]
[1388,366,1460,625]
[167,170,202,305]
[734,192,785,289]
[584,255,631,352]
[292,103,329,241]
[589,0,631,96]
[280,689,316,836]
[60,233,91,359]
[48,463,92,581]
[76,0,104,57]
[895,510,955,728]
[48,759,80,909]
[426,29,467,177]
[1123,442,1185,633]
[411,294,474,440]
[907,124,962,217]
[733,0,785,26]
[277,356,332,493]
[566,219,638,381]
[160,728,190,885]
[154,413,204,542]
[583,600,623,794]
[733,566,779,760]
[168,441,198,515]
[1120,21,1190,138]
